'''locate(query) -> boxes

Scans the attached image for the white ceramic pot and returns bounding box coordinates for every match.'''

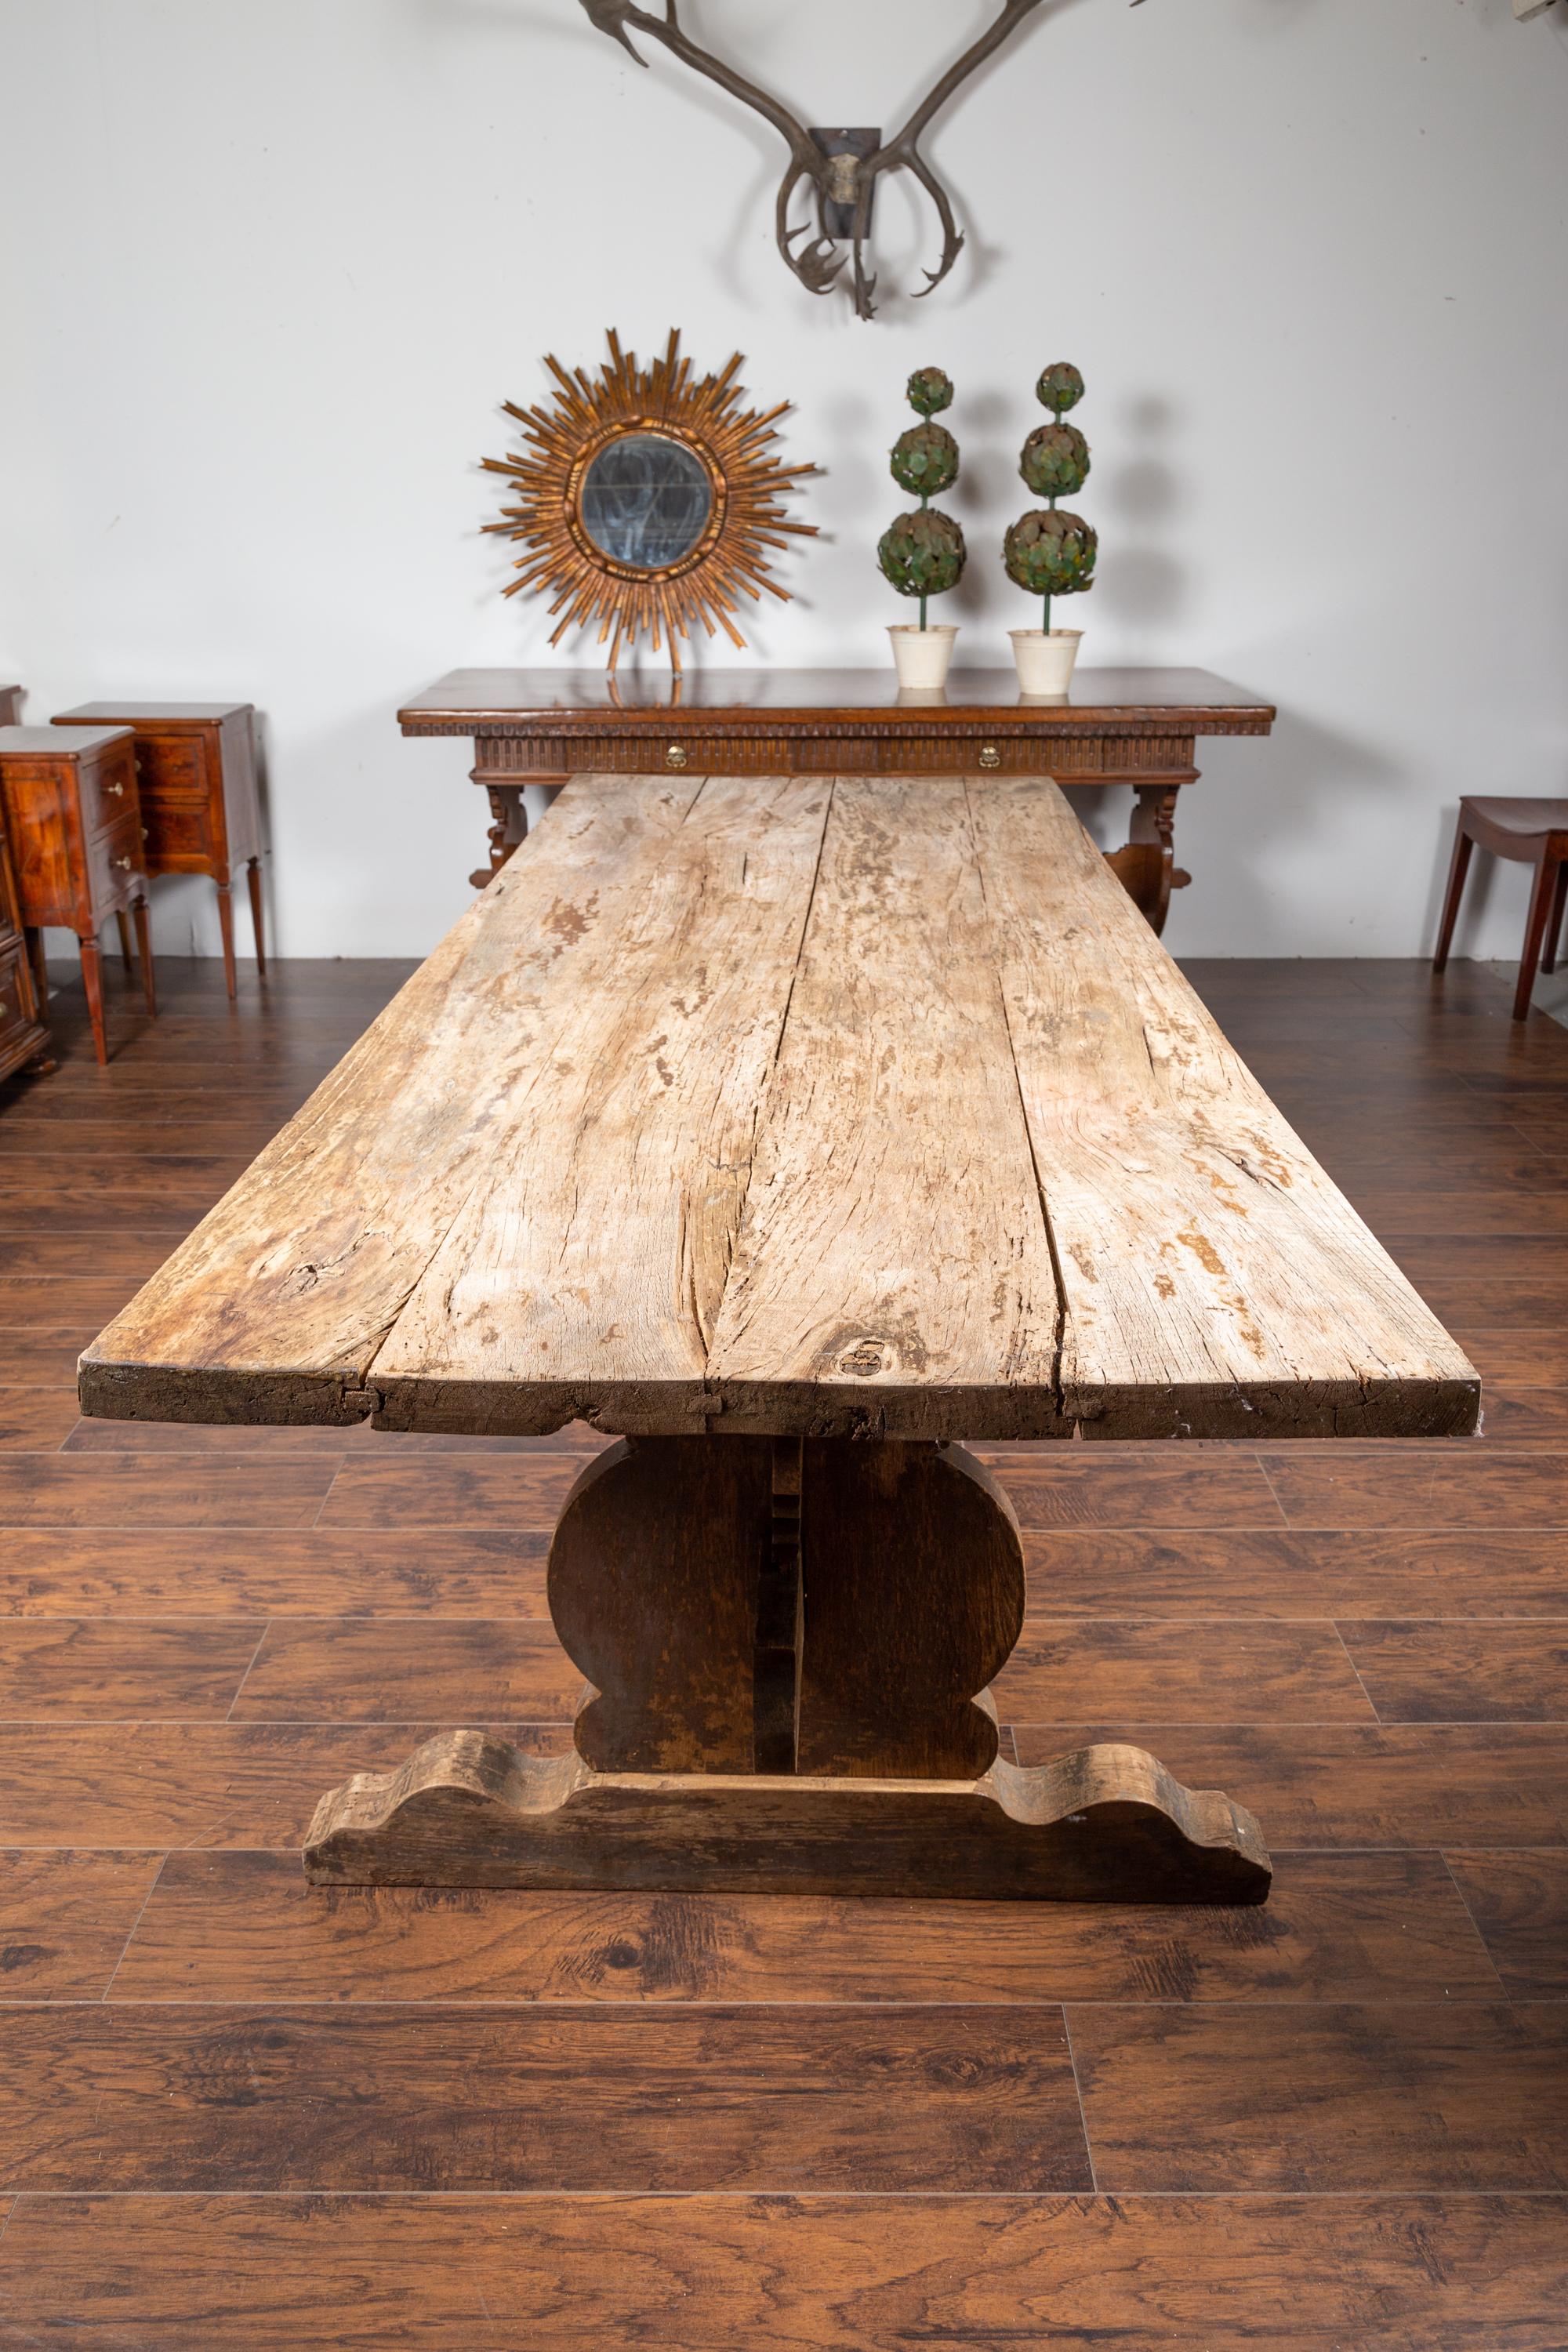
[889,622,959,690]
[1010,628,1083,696]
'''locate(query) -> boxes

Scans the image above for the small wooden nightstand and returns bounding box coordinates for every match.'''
[53,702,263,998]
[0,725,156,1066]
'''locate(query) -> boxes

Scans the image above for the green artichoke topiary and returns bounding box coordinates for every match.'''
[1004,509,1098,599]
[880,508,967,601]
[1036,362,1085,416]
[906,366,954,418]
[1020,421,1090,501]
[891,421,960,499]
[881,367,964,627]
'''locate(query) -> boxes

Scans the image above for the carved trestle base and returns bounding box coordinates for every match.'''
[304,1436,1272,1904]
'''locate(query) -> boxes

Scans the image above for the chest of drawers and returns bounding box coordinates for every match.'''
[0,725,156,1065]
[53,703,264,997]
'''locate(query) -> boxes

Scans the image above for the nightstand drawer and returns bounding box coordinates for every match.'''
[82,742,138,837]
[140,793,218,872]
[86,811,146,911]
[134,733,209,801]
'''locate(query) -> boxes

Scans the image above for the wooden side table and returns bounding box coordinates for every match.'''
[0,726,156,1066]
[399,666,1277,935]
[52,702,264,999]
[0,688,21,729]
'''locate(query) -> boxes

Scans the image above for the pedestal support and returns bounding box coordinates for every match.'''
[305,1436,1272,1904]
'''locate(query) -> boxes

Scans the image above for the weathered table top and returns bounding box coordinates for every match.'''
[81,772,1477,1443]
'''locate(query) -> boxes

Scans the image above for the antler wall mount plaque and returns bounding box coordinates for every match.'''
[576,0,1072,321]
[482,330,818,672]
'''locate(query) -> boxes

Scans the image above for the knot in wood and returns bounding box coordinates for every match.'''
[840,1339,885,1377]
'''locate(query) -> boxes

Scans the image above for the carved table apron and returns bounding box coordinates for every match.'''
[398,666,1277,935]
[80,772,1475,1904]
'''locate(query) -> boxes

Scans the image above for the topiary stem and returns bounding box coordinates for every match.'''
[1043,593,1051,636]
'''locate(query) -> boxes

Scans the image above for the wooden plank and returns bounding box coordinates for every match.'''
[702,775,1061,1437]
[0,1724,572,1849]
[1261,1444,1568,1528]
[993,1622,1374,1724]
[228,1620,583,1722]
[0,1853,164,1998]
[0,1389,80,1449]
[370,774,834,1435]
[2,2192,1563,2351]
[316,1455,584,1526]
[1011,1724,1568,1849]
[0,1456,338,1527]
[965,780,1479,1439]
[78,771,735,1426]
[0,1621,266,1722]
[111,1849,1499,2005]
[0,2006,1091,2192]
[1340,1622,1568,1722]
[0,1528,554,1616]
[975,1448,1284,1527]
[1444,1853,1568,1995]
[1021,1527,1568,1617]
[1069,2002,1568,2190]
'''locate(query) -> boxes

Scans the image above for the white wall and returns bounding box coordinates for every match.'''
[2,0,1565,962]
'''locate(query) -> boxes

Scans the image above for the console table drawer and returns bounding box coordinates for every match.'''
[470,731,1201,782]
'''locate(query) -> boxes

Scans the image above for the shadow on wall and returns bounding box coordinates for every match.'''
[1067,702,1406,955]
[1098,394,1185,631]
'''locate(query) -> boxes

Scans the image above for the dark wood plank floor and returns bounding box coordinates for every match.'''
[0,949,1564,2347]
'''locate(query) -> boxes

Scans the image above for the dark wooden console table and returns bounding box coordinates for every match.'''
[399,667,1276,934]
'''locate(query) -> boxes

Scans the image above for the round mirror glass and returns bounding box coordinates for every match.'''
[580,434,713,571]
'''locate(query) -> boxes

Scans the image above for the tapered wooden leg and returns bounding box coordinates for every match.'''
[24,928,48,1018]
[1515,853,1559,1022]
[79,935,108,1067]
[307,1436,1271,1904]
[132,895,156,1017]
[114,909,134,975]
[246,858,267,976]
[1543,859,1568,977]
[215,881,238,1000]
[1433,817,1475,973]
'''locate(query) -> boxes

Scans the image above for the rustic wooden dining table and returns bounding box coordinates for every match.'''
[80,770,1479,1906]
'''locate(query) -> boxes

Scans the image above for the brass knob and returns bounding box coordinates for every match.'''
[665,743,689,771]
[114,855,132,871]
[141,827,149,841]
[978,745,1002,771]
[106,780,125,797]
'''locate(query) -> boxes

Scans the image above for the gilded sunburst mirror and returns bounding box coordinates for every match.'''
[482,330,818,673]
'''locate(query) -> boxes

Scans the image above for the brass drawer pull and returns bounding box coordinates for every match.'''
[106,779,125,797]
[666,744,689,771]
[114,855,133,871]
[978,745,1002,771]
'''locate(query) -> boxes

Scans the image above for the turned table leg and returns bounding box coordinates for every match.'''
[307,1436,1271,1903]
[1102,774,1197,936]
[467,768,568,891]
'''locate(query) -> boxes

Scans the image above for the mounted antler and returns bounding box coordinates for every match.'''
[575,0,1058,320]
